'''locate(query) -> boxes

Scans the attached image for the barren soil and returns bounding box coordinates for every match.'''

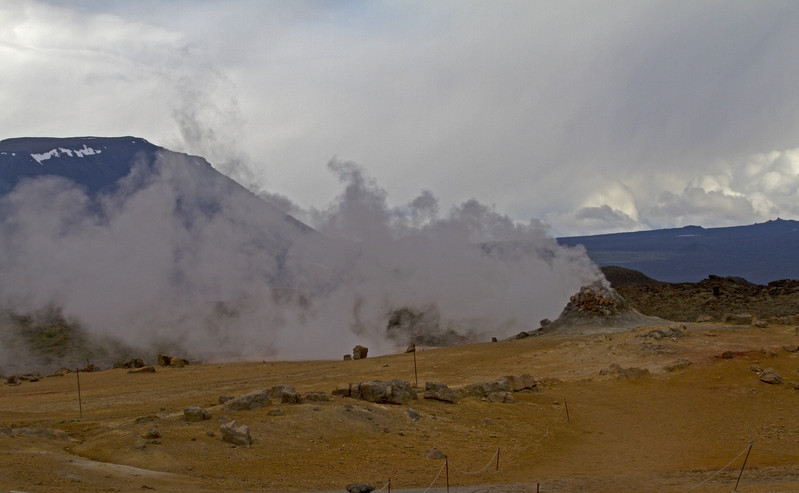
[2,323,799,492]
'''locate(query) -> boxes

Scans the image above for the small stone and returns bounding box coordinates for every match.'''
[425,448,447,459]
[134,437,147,449]
[407,408,420,421]
[721,350,734,359]
[267,408,283,416]
[343,354,352,361]
[141,427,160,439]
[760,368,782,385]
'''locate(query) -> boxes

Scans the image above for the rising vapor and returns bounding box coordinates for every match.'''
[0,139,601,373]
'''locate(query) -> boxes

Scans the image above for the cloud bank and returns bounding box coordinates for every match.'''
[3,1,799,235]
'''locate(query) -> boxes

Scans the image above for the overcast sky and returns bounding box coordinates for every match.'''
[2,0,799,236]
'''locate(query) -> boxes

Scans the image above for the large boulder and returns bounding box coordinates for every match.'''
[346,484,375,493]
[226,389,271,411]
[352,345,369,360]
[220,421,252,446]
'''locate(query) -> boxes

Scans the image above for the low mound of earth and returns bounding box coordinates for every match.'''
[602,266,799,324]
[3,322,799,492]
[538,281,668,336]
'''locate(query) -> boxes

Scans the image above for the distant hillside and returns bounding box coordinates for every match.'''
[558,219,799,284]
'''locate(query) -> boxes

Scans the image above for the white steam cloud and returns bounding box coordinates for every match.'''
[0,152,601,372]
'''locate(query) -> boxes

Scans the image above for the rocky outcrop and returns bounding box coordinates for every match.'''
[600,363,650,380]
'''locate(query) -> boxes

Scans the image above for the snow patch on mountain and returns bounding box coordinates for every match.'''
[30,144,102,165]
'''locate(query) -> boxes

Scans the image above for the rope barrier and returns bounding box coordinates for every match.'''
[448,448,499,475]
[421,461,447,493]
[685,442,752,491]
[501,403,566,465]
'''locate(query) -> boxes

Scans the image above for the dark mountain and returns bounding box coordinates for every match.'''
[558,219,799,284]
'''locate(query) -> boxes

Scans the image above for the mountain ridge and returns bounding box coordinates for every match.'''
[557,218,799,284]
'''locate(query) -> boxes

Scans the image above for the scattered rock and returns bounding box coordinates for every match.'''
[788,381,799,390]
[352,345,369,360]
[114,358,145,369]
[169,357,189,368]
[723,313,754,325]
[226,389,271,411]
[491,337,497,342]
[141,427,161,439]
[504,374,537,392]
[483,391,514,403]
[301,391,329,402]
[514,331,532,339]
[218,396,234,404]
[343,354,353,361]
[760,368,782,385]
[158,354,189,368]
[184,407,212,422]
[407,408,420,421]
[750,365,762,373]
[720,350,734,359]
[425,448,447,459]
[270,385,300,404]
[127,366,155,374]
[423,381,459,403]
[762,348,777,357]
[464,379,510,398]
[134,415,160,424]
[346,484,376,493]
[783,345,799,353]
[50,368,71,377]
[540,318,551,327]
[600,363,650,380]
[220,421,252,446]
[664,359,693,372]
[355,379,417,405]
[134,437,147,449]
[267,408,283,416]
[332,384,353,397]
[405,344,416,353]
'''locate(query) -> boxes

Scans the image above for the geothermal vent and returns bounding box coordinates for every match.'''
[539,281,666,335]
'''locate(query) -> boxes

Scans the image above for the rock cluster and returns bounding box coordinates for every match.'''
[563,282,628,316]
[335,375,536,405]
[333,379,417,405]
[225,385,326,411]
